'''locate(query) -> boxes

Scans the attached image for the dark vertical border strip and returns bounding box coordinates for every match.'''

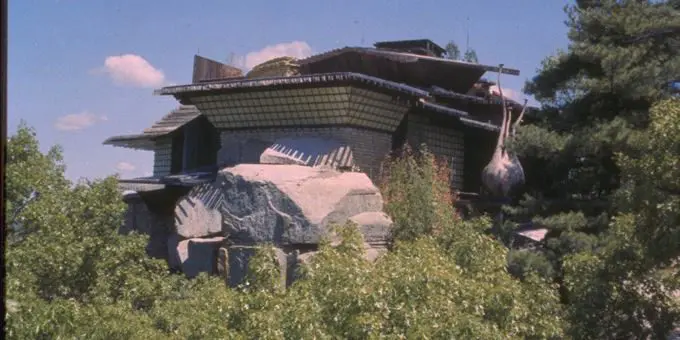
[1,0,8,315]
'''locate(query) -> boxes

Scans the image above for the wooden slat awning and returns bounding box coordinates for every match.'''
[103,105,202,150]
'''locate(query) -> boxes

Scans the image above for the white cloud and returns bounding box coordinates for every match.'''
[489,85,524,102]
[54,111,107,131]
[241,41,314,70]
[98,54,165,88]
[116,161,136,172]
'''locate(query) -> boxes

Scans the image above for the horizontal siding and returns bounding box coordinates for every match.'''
[406,114,465,190]
[153,138,172,177]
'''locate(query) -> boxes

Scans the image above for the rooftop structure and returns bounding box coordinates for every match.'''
[373,39,447,57]
[105,38,529,200]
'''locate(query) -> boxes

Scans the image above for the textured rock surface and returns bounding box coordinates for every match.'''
[145,214,174,259]
[119,194,174,259]
[209,164,384,245]
[216,247,229,281]
[226,245,257,287]
[174,193,222,239]
[348,211,393,245]
[168,236,225,278]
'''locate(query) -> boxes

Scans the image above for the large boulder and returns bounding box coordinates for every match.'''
[190,164,384,245]
[174,193,222,239]
[168,235,225,278]
[348,211,393,246]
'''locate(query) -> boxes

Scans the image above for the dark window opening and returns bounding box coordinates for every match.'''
[170,132,184,174]
[178,116,220,173]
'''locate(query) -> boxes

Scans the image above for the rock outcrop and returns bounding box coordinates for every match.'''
[170,164,392,285]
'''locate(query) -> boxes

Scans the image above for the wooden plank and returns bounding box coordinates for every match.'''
[192,55,243,83]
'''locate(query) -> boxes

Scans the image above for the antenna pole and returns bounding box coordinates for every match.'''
[466,16,470,52]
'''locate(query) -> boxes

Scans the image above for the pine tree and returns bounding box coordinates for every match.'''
[505,0,680,336]
[507,0,677,304]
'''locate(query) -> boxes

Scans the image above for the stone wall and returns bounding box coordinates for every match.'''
[119,191,176,259]
[217,127,393,182]
[170,164,393,286]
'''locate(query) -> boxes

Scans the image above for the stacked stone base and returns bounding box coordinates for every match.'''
[121,164,393,287]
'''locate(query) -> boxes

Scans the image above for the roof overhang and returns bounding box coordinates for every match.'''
[415,99,500,132]
[155,72,430,98]
[119,167,218,190]
[297,47,519,93]
[155,73,428,132]
[103,105,202,151]
[103,134,158,151]
[155,73,513,133]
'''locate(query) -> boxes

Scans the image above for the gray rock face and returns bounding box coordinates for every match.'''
[168,236,225,278]
[120,194,174,260]
[349,211,393,245]
[174,193,222,239]
[211,164,383,245]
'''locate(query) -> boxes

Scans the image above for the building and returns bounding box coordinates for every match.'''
[106,39,524,190]
[104,39,527,257]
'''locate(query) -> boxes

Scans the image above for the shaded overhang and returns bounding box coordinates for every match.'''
[118,166,218,189]
[156,72,430,98]
[374,39,447,57]
[155,73,513,134]
[415,99,500,132]
[297,47,520,93]
[155,72,430,132]
[103,134,158,151]
[103,105,202,150]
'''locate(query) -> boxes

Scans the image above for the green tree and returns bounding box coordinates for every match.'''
[5,121,70,244]
[504,0,680,337]
[5,124,186,339]
[564,99,680,338]
[5,126,566,338]
[463,48,478,63]
[444,40,479,63]
[444,41,461,60]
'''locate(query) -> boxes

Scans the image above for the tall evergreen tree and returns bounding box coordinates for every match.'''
[505,0,680,335]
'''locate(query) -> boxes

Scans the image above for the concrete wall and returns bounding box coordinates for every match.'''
[218,127,393,182]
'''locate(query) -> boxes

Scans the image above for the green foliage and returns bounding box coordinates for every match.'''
[5,126,565,338]
[505,2,680,337]
[444,39,479,63]
[507,249,556,280]
[6,121,70,243]
[379,144,456,242]
[463,48,479,63]
[444,41,461,60]
[563,99,680,338]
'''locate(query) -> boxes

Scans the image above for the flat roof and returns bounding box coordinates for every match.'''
[155,72,431,98]
[296,47,519,93]
[374,39,446,57]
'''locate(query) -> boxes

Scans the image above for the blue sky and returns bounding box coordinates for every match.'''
[9,0,571,181]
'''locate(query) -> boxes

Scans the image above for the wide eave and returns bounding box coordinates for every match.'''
[103,105,201,150]
[155,72,514,132]
[297,47,520,93]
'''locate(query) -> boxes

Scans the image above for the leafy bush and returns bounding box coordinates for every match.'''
[378,144,458,242]
[5,126,565,339]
